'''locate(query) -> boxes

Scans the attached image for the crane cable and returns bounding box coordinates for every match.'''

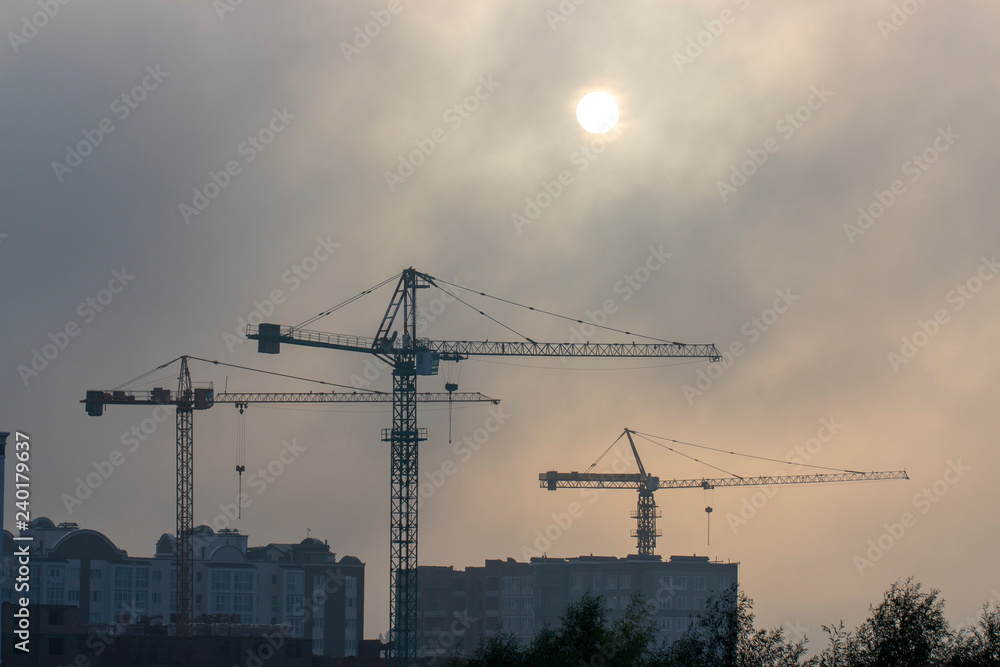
[424,274,686,345]
[185,356,383,393]
[235,402,247,519]
[294,272,401,331]
[430,282,536,343]
[632,430,862,475]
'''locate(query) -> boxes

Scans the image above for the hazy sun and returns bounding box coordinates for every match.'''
[576,92,619,134]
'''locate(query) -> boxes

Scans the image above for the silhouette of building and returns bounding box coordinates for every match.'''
[416,554,738,659]
[1,518,364,659]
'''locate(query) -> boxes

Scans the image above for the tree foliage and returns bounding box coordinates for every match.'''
[464,578,999,667]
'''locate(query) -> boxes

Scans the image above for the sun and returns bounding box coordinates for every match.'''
[576,92,619,134]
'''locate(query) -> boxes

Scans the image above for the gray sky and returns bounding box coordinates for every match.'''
[2,0,998,651]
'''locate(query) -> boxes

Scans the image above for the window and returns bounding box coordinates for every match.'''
[234,593,254,619]
[89,612,102,624]
[48,565,65,584]
[135,568,148,589]
[286,594,304,614]
[272,595,279,612]
[312,639,324,655]
[607,574,618,590]
[659,575,672,590]
[694,597,706,611]
[91,569,102,581]
[502,576,518,592]
[571,574,582,590]
[521,576,534,591]
[212,571,231,591]
[677,617,690,632]
[676,576,688,591]
[115,590,131,615]
[234,571,254,591]
[285,571,304,594]
[503,597,517,611]
[346,618,356,629]
[114,567,131,588]
[661,617,672,632]
[661,596,672,611]
[621,574,632,589]
[46,588,65,605]
[196,572,202,583]
[152,592,161,604]
[91,591,102,602]
[676,597,688,611]
[68,590,80,603]
[69,567,80,582]
[151,570,162,583]
[313,616,323,630]
[592,575,602,590]
[135,590,148,612]
[694,576,707,591]
[522,596,533,611]
[212,592,229,613]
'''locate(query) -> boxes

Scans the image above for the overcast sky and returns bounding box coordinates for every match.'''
[2,0,998,652]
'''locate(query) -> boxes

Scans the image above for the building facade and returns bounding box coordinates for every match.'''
[416,554,738,660]
[0,518,364,658]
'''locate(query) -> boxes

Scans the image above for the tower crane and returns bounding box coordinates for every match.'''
[539,428,909,556]
[246,267,722,665]
[82,354,498,635]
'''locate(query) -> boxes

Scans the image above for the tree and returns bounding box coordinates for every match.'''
[467,626,525,667]
[947,603,1000,667]
[653,585,813,667]
[817,578,949,667]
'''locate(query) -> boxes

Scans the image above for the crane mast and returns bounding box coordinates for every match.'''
[82,353,496,636]
[247,267,722,666]
[540,428,909,556]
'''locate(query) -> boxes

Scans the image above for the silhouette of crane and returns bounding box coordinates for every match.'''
[247,267,722,665]
[83,354,496,635]
[540,428,909,556]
